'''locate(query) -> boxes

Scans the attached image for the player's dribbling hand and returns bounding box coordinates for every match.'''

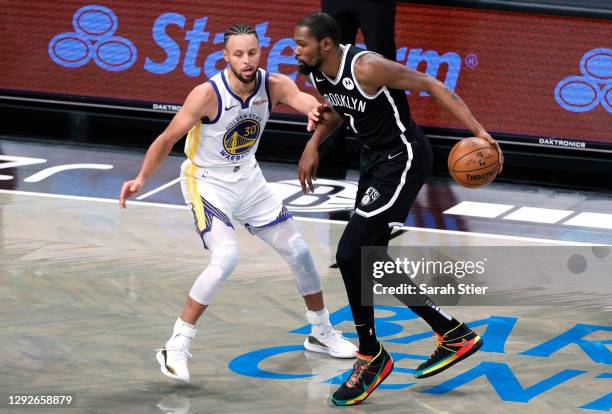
[298,140,319,194]
[306,102,330,132]
[476,130,504,174]
[119,177,145,209]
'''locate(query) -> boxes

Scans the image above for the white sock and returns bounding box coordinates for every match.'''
[306,308,332,335]
[176,318,196,330]
[168,317,197,350]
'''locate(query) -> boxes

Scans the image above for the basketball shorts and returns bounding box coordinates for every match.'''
[179,160,292,246]
[354,126,433,224]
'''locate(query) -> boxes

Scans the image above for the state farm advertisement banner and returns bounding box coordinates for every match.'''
[0,1,610,148]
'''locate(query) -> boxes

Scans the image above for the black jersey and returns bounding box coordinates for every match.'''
[310,44,416,148]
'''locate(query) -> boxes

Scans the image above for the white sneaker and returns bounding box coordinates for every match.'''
[156,319,197,383]
[304,328,357,359]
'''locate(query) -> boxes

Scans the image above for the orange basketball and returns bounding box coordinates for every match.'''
[448,137,499,188]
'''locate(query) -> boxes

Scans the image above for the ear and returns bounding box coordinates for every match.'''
[223,49,229,63]
[321,37,332,51]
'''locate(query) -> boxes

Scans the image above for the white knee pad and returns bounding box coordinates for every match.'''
[189,241,239,305]
[287,234,322,296]
[211,241,240,275]
[253,220,322,297]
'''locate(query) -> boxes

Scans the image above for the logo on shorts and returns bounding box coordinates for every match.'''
[361,186,380,206]
[342,77,355,90]
[221,119,260,161]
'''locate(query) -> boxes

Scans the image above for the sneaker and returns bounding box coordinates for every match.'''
[304,328,357,359]
[331,344,394,406]
[156,319,197,383]
[414,322,483,379]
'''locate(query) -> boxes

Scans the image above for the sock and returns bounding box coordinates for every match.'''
[306,308,332,334]
[168,317,197,349]
[409,305,461,335]
[176,318,196,330]
[355,323,379,356]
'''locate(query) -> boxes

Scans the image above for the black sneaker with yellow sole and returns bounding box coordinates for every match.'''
[414,322,483,379]
[331,344,394,406]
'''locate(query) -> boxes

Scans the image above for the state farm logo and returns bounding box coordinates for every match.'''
[555,48,611,113]
[48,4,137,71]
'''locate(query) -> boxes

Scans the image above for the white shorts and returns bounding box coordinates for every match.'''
[180,160,292,244]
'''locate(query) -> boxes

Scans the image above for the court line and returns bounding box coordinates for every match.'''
[136,177,181,200]
[0,189,187,209]
[0,188,602,246]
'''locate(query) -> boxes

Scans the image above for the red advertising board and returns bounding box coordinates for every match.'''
[0,1,610,149]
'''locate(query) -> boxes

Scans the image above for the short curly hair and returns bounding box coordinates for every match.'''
[296,12,340,45]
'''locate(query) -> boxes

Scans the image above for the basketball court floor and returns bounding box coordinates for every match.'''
[0,137,610,413]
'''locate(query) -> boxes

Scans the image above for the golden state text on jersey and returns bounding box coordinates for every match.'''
[221,114,262,161]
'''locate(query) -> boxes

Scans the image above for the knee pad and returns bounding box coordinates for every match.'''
[287,235,313,271]
[189,241,239,304]
[287,234,321,296]
[211,241,240,278]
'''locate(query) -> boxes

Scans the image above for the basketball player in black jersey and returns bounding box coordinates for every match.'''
[293,13,503,406]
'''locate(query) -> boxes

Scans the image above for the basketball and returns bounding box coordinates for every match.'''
[448,137,499,188]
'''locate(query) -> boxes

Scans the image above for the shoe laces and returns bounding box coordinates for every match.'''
[328,328,349,344]
[157,334,193,363]
[318,328,347,345]
[346,358,369,388]
[173,349,193,362]
[430,330,469,358]
[429,333,448,358]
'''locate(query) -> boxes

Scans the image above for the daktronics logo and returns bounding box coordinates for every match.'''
[49,4,467,93]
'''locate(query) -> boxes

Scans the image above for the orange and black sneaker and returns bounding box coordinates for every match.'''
[414,322,483,379]
[331,344,394,406]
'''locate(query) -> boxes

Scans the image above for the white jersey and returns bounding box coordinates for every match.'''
[182,68,271,180]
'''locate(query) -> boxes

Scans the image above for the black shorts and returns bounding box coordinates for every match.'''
[354,126,433,224]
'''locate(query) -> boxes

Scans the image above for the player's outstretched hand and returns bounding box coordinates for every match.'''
[119,177,145,209]
[306,102,330,132]
[298,140,319,194]
[476,130,504,174]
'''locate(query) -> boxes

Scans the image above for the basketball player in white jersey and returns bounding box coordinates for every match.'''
[119,23,356,383]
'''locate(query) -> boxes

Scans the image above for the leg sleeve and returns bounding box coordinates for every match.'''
[252,219,322,296]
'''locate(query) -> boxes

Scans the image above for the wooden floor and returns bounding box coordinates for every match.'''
[1,190,610,413]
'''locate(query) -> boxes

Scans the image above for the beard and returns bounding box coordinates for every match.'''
[297,56,323,76]
[229,65,257,84]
